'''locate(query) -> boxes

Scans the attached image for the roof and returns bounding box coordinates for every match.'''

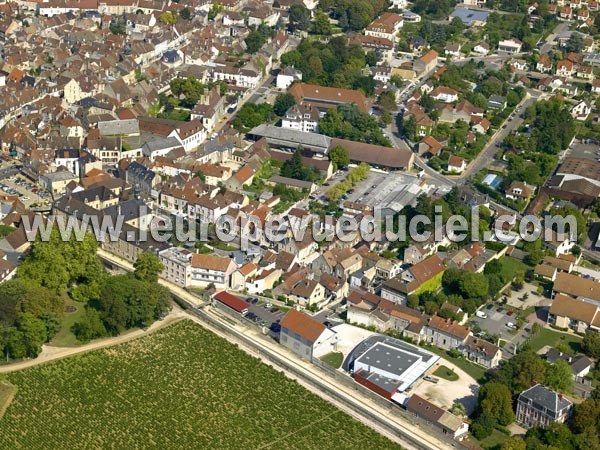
[289,83,372,113]
[407,395,445,422]
[280,309,326,343]
[549,293,599,324]
[427,315,470,340]
[329,138,414,169]
[518,384,572,413]
[534,264,557,278]
[462,336,500,359]
[419,50,438,65]
[213,291,248,313]
[553,272,600,302]
[191,253,233,272]
[409,254,445,284]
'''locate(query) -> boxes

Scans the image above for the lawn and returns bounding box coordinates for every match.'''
[527,327,582,354]
[320,352,344,369]
[477,428,509,450]
[49,296,87,347]
[433,365,459,381]
[497,256,530,282]
[0,321,401,449]
[425,346,488,384]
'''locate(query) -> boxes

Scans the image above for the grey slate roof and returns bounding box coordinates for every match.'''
[518,384,572,417]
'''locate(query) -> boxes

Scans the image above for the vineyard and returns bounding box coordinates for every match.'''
[0,320,400,449]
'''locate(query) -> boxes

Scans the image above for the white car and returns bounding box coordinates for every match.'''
[21,196,29,201]
[506,322,516,329]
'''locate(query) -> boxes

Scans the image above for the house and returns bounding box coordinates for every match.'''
[537,53,553,73]
[381,255,445,304]
[158,247,193,288]
[472,42,490,55]
[416,136,443,157]
[406,395,469,439]
[571,99,593,121]
[287,279,326,307]
[592,79,600,94]
[365,12,403,41]
[534,264,557,281]
[189,253,238,289]
[413,50,438,74]
[471,117,490,134]
[430,86,459,103]
[276,67,302,90]
[445,42,462,58]
[548,293,600,333]
[544,231,576,257]
[280,309,338,359]
[281,103,320,133]
[505,181,533,201]
[544,348,593,380]
[424,315,471,350]
[447,155,466,173]
[488,95,507,109]
[227,164,256,191]
[556,60,574,77]
[516,384,573,429]
[459,336,502,368]
[498,38,523,54]
[39,170,78,195]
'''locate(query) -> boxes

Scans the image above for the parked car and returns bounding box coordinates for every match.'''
[264,303,272,308]
[507,310,514,316]
[506,322,516,329]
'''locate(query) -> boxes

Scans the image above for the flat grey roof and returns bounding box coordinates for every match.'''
[249,124,332,151]
[355,342,419,375]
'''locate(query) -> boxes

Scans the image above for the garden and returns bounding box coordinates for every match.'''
[0,321,401,449]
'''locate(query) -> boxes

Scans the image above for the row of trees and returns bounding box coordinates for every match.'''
[326,163,370,202]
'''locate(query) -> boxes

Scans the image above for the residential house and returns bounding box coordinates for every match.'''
[505,181,533,201]
[472,42,490,55]
[276,67,302,90]
[189,253,238,289]
[424,315,471,350]
[281,103,320,133]
[447,155,466,173]
[516,384,573,429]
[488,95,507,109]
[548,293,600,333]
[413,50,438,74]
[430,86,459,103]
[556,60,574,77]
[280,309,338,359]
[445,42,462,58]
[365,12,403,41]
[459,336,502,368]
[498,38,523,53]
[571,99,592,121]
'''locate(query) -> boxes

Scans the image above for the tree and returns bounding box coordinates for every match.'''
[570,398,600,434]
[449,402,467,416]
[313,9,332,35]
[328,145,350,170]
[273,93,296,117]
[288,4,310,31]
[72,309,106,343]
[245,30,265,54]
[280,147,305,180]
[477,382,515,426]
[159,11,177,25]
[545,359,574,393]
[582,332,600,359]
[459,272,489,300]
[134,252,164,284]
[16,313,48,357]
[378,91,396,112]
[501,437,527,450]
[180,7,191,20]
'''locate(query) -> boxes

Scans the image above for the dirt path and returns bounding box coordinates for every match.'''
[0,305,189,374]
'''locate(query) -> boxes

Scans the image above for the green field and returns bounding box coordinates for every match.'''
[527,327,582,354]
[320,352,344,369]
[0,320,400,449]
[433,365,459,381]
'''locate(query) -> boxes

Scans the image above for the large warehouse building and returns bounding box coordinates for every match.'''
[345,336,439,401]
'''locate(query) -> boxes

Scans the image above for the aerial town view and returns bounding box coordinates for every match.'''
[1,0,600,448]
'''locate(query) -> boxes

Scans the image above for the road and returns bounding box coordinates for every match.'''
[540,20,571,54]
[458,89,541,182]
